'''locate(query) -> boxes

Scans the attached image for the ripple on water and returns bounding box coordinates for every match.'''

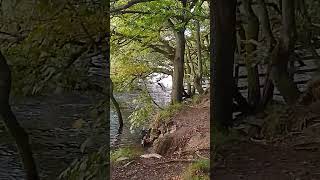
[1,94,107,179]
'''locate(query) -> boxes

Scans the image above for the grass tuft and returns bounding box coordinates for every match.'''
[110,146,143,163]
[182,159,210,180]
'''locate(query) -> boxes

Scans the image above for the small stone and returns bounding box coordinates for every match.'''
[116,157,129,162]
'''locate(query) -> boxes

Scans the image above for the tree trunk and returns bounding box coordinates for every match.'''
[271,0,300,105]
[171,29,186,103]
[257,0,276,107]
[187,44,197,95]
[242,0,261,108]
[0,52,39,180]
[194,20,205,94]
[185,51,192,96]
[211,0,237,131]
[233,82,251,114]
[110,80,123,131]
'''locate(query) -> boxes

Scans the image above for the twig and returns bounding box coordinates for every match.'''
[123,160,135,167]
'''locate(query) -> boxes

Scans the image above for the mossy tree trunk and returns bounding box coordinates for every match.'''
[211,0,237,131]
[271,0,300,105]
[185,48,192,96]
[257,0,276,107]
[187,44,197,95]
[242,0,261,108]
[194,20,204,94]
[0,52,39,180]
[170,25,186,104]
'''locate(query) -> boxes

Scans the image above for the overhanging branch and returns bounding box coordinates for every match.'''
[111,0,157,13]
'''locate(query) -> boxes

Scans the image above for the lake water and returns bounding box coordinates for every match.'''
[0,74,172,179]
[110,74,172,148]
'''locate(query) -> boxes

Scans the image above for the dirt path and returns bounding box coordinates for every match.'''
[213,141,320,180]
[112,155,193,180]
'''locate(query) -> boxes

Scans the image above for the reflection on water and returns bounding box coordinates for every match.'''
[110,74,172,148]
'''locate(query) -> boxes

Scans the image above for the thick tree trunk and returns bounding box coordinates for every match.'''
[0,52,39,180]
[271,0,300,105]
[257,0,276,48]
[171,29,186,103]
[211,0,237,130]
[242,0,261,108]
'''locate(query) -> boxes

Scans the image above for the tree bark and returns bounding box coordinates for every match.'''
[233,82,251,114]
[194,20,204,94]
[271,0,300,105]
[171,29,186,103]
[110,80,123,131]
[257,0,276,107]
[211,0,237,130]
[242,0,261,108]
[0,52,39,180]
[185,49,192,96]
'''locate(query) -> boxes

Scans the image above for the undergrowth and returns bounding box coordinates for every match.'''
[110,146,143,163]
[182,159,210,180]
[212,127,242,149]
[151,102,184,128]
[261,103,288,139]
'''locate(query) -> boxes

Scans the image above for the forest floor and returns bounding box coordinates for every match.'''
[111,95,320,180]
[213,141,320,180]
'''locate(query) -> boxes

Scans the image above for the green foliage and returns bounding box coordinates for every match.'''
[151,103,184,129]
[182,159,210,180]
[111,47,152,92]
[128,90,155,129]
[111,0,211,95]
[191,95,202,104]
[1,1,108,95]
[110,146,143,163]
[158,103,183,122]
[58,146,108,180]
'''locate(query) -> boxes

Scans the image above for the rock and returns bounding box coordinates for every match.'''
[140,153,162,159]
[152,133,173,155]
[169,125,177,133]
[116,157,129,162]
